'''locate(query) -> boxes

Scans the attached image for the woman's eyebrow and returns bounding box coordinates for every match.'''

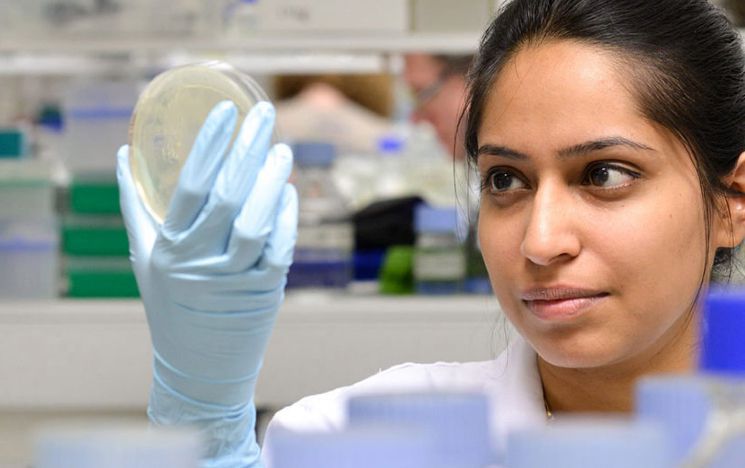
[557,137,655,159]
[477,137,655,161]
[476,145,528,160]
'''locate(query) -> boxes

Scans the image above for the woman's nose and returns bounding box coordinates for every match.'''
[520,184,581,266]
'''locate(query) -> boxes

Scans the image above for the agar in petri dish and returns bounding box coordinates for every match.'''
[129,61,274,224]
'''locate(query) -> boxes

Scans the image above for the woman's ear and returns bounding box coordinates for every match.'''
[715,152,745,249]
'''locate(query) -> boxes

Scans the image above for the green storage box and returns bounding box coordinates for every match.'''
[62,216,129,256]
[65,257,139,298]
[69,175,120,214]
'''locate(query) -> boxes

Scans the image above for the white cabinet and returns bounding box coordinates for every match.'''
[0,294,507,410]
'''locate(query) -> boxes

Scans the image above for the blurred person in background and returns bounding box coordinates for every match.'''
[403,53,473,160]
[273,74,396,155]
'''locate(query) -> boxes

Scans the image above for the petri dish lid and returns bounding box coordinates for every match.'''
[128,61,274,224]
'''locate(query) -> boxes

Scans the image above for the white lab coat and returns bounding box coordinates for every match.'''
[261,335,548,466]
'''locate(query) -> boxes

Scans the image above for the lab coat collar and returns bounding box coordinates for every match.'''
[486,334,547,453]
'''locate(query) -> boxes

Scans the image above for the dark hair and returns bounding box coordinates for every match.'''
[464,0,745,282]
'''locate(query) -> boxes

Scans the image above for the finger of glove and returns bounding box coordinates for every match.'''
[259,182,298,277]
[220,143,293,273]
[183,182,297,298]
[180,101,276,256]
[116,145,157,260]
[162,100,238,238]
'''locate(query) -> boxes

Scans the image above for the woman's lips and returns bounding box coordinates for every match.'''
[521,288,609,321]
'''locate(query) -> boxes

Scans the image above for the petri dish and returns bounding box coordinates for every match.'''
[129,61,274,224]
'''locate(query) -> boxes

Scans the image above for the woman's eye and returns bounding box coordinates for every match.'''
[584,164,639,188]
[485,170,527,193]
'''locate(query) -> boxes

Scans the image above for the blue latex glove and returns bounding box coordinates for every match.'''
[117,100,297,467]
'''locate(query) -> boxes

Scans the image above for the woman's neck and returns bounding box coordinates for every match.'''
[538,315,699,414]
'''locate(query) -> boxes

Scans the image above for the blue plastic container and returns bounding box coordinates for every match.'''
[636,289,745,466]
[506,417,673,468]
[266,426,437,468]
[347,391,495,467]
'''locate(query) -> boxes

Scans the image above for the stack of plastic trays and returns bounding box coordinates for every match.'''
[505,417,673,468]
[0,160,58,298]
[347,391,496,467]
[34,424,201,468]
[62,174,138,298]
[266,425,438,468]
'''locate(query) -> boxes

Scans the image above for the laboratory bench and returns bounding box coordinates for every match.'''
[0,292,507,411]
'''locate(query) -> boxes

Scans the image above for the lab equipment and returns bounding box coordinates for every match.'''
[0,127,26,158]
[223,0,409,33]
[62,215,136,298]
[379,245,415,294]
[266,426,438,468]
[636,289,745,467]
[0,0,214,39]
[117,100,297,466]
[128,61,274,224]
[68,174,122,215]
[62,216,128,256]
[62,79,136,174]
[65,257,138,298]
[505,417,673,468]
[34,424,201,468]
[347,391,496,467]
[288,141,353,289]
[0,160,54,218]
[375,136,411,199]
[464,225,491,294]
[413,205,466,294]
[0,219,58,298]
[0,160,58,298]
[62,174,135,297]
[223,0,260,38]
[352,195,422,286]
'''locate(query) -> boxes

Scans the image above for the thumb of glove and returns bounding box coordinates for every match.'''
[117,145,158,263]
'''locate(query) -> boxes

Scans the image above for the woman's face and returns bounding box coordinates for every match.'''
[477,40,714,369]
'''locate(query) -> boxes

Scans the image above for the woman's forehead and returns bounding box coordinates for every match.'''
[477,40,652,153]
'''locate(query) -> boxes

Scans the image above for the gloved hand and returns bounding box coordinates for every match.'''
[117,100,297,468]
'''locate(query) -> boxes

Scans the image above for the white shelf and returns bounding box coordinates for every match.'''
[0,33,480,75]
[0,33,481,55]
[0,52,389,76]
[4,28,741,75]
[0,294,507,410]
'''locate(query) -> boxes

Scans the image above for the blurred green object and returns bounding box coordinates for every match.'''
[65,258,139,298]
[62,216,129,256]
[69,175,120,214]
[0,128,25,158]
[379,245,415,295]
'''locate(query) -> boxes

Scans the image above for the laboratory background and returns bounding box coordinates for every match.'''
[0,0,744,466]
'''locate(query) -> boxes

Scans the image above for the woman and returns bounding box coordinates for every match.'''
[116,0,745,466]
